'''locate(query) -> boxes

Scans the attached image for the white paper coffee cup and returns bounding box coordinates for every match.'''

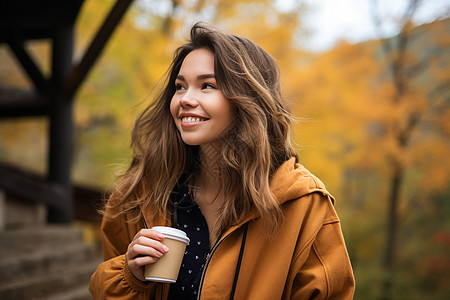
[145,226,190,283]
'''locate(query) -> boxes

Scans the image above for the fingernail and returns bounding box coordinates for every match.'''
[163,245,169,252]
[157,233,165,239]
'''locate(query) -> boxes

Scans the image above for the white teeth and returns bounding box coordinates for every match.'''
[181,117,205,123]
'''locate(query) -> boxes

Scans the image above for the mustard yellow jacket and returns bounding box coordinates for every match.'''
[90,158,355,299]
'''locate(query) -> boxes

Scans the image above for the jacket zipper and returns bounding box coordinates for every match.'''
[196,222,249,300]
[196,235,227,300]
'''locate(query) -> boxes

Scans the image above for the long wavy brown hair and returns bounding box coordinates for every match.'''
[104,22,297,240]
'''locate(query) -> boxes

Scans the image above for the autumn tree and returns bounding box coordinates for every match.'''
[289,12,449,300]
[370,1,450,298]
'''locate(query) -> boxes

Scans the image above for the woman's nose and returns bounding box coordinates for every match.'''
[179,90,199,107]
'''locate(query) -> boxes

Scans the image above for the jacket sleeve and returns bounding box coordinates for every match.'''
[89,207,158,299]
[291,220,355,299]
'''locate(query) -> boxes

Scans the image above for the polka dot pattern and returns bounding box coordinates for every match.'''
[168,177,210,300]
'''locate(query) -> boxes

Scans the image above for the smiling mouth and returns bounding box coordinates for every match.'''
[181,116,209,123]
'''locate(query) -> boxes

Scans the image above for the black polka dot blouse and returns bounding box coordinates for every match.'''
[168,176,210,300]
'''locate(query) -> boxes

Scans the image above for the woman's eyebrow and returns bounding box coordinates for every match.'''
[197,74,215,80]
[176,74,215,81]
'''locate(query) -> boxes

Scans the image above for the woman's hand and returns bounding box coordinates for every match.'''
[126,229,169,281]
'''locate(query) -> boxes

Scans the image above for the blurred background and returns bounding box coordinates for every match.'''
[0,0,449,299]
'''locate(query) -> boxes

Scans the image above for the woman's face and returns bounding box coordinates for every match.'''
[170,48,234,148]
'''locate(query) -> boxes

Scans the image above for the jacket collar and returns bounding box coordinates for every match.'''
[142,157,333,237]
[220,157,334,238]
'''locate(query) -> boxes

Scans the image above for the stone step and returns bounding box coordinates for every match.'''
[0,226,84,258]
[0,242,96,282]
[0,225,101,299]
[0,261,98,300]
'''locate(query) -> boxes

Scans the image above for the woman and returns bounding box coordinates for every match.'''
[89,22,355,299]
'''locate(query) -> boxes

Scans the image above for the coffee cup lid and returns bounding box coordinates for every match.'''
[145,276,176,283]
[151,226,190,245]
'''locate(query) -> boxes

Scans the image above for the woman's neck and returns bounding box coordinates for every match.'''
[192,143,227,244]
[197,143,221,187]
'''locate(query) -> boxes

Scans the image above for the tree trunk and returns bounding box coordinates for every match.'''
[381,160,404,300]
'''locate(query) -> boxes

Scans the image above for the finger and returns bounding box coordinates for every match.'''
[132,244,166,258]
[132,255,160,267]
[134,236,169,253]
[127,256,157,282]
[128,237,168,257]
[135,229,166,241]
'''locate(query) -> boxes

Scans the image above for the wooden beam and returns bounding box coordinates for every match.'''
[0,165,67,211]
[0,88,48,118]
[7,35,49,94]
[0,0,84,42]
[64,0,134,98]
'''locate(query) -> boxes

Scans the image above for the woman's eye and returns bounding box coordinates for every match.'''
[175,84,186,91]
[202,83,216,89]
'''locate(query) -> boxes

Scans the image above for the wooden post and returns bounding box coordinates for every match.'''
[47,24,74,223]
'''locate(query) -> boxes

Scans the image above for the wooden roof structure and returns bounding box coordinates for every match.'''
[0,0,134,223]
